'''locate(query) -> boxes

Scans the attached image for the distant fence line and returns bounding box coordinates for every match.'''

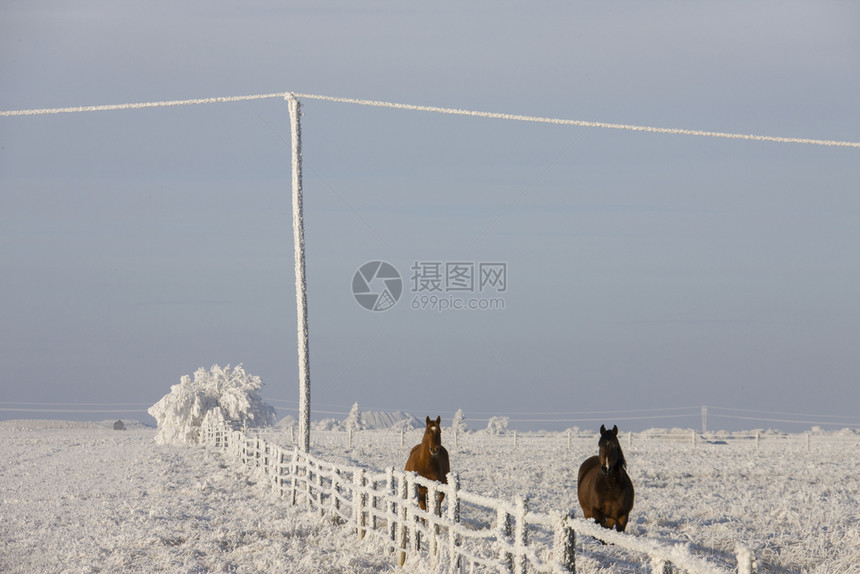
[264,401,860,431]
[264,426,859,453]
[204,420,753,573]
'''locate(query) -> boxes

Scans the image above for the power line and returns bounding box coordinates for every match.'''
[294,93,860,148]
[2,91,858,148]
[0,93,287,116]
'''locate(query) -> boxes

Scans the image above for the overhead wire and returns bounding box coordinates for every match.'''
[3,91,858,148]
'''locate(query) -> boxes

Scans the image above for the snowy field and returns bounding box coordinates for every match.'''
[0,422,408,573]
[2,421,859,573]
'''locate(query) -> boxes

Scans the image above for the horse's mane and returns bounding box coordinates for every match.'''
[617,446,627,470]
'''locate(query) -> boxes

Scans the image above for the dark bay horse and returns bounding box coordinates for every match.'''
[577,424,634,532]
[405,415,451,512]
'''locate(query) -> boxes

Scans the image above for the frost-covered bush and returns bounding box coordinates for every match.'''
[313,418,341,431]
[485,416,509,435]
[452,409,468,434]
[148,364,275,445]
[389,417,416,432]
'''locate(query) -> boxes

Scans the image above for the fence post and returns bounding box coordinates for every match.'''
[736,544,758,574]
[401,428,405,448]
[447,472,461,573]
[276,448,285,497]
[234,430,242,460]
[553,512,575,573]
[386,467,397,548]
[398,471,409,567]
[370,476,379,532]
[305,460,313,510]
[258,436,264,466]
[315,459,324,516]
[497,506,513,571]
[354,468,367,540]
[514,496,529,574]
[756,431,760,449]
[514,430,518,450]
[428,481,440,562]
[332,468,341,514]
[268,445,277,490]
[289,448,299,506]
[406,473,419,554]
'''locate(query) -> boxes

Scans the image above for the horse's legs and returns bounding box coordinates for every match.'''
[417,486,427,511]
[616,513,629,532]
[435,491,446,516]
[602,516,617,530]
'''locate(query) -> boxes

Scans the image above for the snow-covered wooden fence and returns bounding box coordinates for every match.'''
[201,421,755,573]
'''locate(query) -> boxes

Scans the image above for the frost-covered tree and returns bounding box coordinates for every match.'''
[486,416,509,435]
[343,402,366,432]
[148,364,275,445]
[452,409,468,434]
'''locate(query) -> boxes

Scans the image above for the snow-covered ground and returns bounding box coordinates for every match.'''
[2,421,859,573]
[0,422,411,573]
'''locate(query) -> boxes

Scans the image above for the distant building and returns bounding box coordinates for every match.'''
[113,420,126,431]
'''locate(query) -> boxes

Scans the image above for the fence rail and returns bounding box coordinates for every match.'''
[201,421,757,573]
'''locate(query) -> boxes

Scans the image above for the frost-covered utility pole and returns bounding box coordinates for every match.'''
[287,94,311,452]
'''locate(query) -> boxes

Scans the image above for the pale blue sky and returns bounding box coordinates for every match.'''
[2,1,859,431]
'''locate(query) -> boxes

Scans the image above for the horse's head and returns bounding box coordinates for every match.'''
[598,424,625,475]
[423,415,443,456]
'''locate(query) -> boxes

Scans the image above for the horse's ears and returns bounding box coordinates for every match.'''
[612,425,618,435]
[435,416,441,425]
[600,424,607,434]
[426,416,432,425]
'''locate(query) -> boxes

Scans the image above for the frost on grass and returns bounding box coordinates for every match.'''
[148,364,275,445]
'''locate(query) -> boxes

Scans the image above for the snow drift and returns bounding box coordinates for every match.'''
[148,364,275,445]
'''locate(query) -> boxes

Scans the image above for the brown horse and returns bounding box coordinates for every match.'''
[405,415,451,512]
[577,424,634,532]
